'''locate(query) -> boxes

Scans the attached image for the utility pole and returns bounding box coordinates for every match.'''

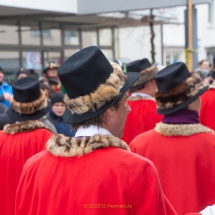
[188,0,193,71]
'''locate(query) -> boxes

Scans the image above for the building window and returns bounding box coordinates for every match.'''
[82,30,97,48]
[99,28,112,46]
[206,49,215,66]
[165,51,182,66]
[30,27,51,38]
[0,23,19,45]
[64,30,79,45]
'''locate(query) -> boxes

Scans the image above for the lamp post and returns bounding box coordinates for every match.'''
[188,0,193,71]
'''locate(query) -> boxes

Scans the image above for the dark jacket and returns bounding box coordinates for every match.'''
[0,103,13,129]
[47,110,76,137]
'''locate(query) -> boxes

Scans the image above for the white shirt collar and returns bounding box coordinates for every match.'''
[75,125,111,137]
[131,92,152,98]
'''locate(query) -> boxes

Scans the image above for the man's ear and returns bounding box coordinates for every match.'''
[105,106,115,117]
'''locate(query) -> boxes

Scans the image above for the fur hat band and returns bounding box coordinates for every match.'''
[126,58,158,92]
[132,65,157,87]
[64,63,127,115]
[155,72,205,110]
[10,90,48,115]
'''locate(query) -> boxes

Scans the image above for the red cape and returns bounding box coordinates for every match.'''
[15,135,176,215]
[122,98,162,144]
[130,124,215,215]
[200,88,215,130]
[0,122,52,215]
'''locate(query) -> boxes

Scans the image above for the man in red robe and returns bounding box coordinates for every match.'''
[15,46,177,215]
[0,77,52,215]
[200,83,215,130]
[122,58,162,144]
[130,62,215,215]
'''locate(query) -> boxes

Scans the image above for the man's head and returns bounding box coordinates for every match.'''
[43,62,58,78]
[154,62,208,115]
[48,77,59,93]
[72,91,131,138]
[199,60,210,70]
[57,46,139,136]
[0,67,4,84]
[126,58,158,96]
[50,92,65,117]
[16,68,28,79]
[135,79,157,97]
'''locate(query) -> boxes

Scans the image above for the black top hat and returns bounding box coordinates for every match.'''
[7,77,50,121]
[127,58,157,92]
[43,62,58,74]
[155,62,208,115]
[58,46,139,124]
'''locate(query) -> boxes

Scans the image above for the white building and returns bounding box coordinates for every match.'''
[0,0,212,81]
[119,2,215,67]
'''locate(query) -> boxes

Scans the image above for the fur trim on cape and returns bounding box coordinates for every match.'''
[127,95,156,101]
[155,122,213,136]
[131,65,157,87]
[3,120,52,134]
[64,62,127,115]
[46,134,130,157]
[10,90,47,115]
[209,80,215,89]
[155,72,205,110]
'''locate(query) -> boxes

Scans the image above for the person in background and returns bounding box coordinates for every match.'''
[0,76,52,215]
[39,83,57,133]
[40,83,50,101]
[200,60,215,130]
[47,92,76,136]
[0,103,12,129]
[198,59,210,70]
[0,67,13,107]
[43,62,58,78]
[48,77,60,94]
[15,46,177,215]
[130,62,215,215]
[27,69,38,78]
[122,58,162,144]
[16,68,28,79]
[39,77,49,86]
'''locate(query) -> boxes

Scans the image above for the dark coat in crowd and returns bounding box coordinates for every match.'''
[47,110,76,137]
[0,103,13,129]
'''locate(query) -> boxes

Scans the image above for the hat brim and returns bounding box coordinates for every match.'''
[6,102,51,122]
[129,77,154,92]
[157,85,209,115]
[63,72,139,124]
[43,67,58,74]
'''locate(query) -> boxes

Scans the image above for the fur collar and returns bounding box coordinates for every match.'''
[46,134,130,157]
[128,95,155,101]
[3,120,52,134]
[209,81,215,89]
[155,122,213,136]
